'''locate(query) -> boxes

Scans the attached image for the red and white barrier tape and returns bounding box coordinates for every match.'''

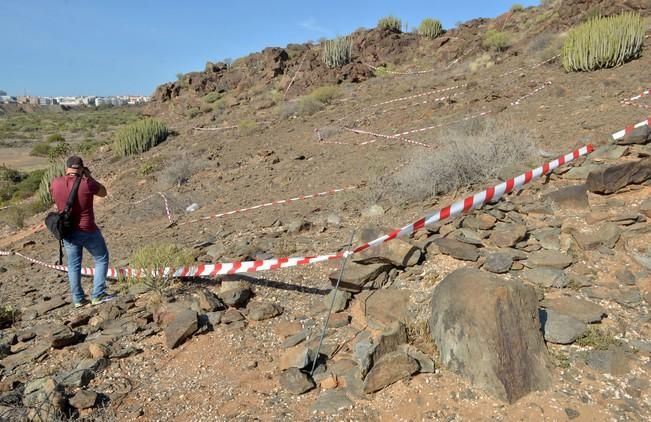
[498,55,559,78]
[343,128,432,148]
[348,81,549,142]
[510,81,552,106]
[0,145,592,278]
[350,144,593,254]
[193,125,238,132]
[364,62,440,76]
[284,51,308,99]
[370,88,463,108]
[612,118,651,141]
[620,88,651,109]
[177,185,358,226]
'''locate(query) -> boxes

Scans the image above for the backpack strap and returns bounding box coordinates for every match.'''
[63,174,82,216]
[58,240,64,266]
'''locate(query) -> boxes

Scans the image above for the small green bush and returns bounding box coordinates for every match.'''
[323,36,353,68]
[47,141,70,161]
[128,244,194,295]
[378,16,401,31]
[561,12,644,72]
[203,92,221,103]
[510,4,525,12]
[38,161,65,206]
[0,304,18,329]
[418,18,443,39]
[46,133,65,143]
[0,165,22,183]
[483,30,513,51]
[114,118,169,157]
[308,85,340,105]
[575,326,621,350]
[30,142,52,157]
[12,169,45,200]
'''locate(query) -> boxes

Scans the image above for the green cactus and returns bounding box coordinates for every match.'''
[322,36,353,69]
[378,16,402,31]
[114,118,169,157]
[418,18,443,39]
[562,12,644,72]
[38,161,65,206]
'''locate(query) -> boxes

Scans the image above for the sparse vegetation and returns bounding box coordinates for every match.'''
[203,92,221,103]
[322,36,353,68]
[29,142,52,157]
[0,304,18,329]
[510,4,525,12]
[527,32,564,61]
[561,12,644,72]
[418,18,443,39]
[159,159,192,188]
[378,16,402,31]
[113,118,169,157]
[576,326,621,350]
[368,119,537,205]
[468,53,495,72]
[308,85,340,105]
[483,30,513,51]
[46,133,65,143]
[238,119,258,136]
[128,243,195,295]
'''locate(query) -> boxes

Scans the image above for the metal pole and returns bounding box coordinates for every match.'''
[310,230,356,376]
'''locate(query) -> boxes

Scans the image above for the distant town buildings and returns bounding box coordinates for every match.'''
[0,95,150,107]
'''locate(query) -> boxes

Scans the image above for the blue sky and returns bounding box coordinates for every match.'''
[1,0,540,97]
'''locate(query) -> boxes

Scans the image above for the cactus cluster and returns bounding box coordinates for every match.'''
[114,118,169,157]
[418,18,443,39]
[38,161,65,206]
[562,12,644,72]
[322,36,353,69]
[378,16,402,31]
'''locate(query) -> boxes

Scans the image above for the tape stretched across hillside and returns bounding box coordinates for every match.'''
[0,144,593,278]
[611,118,651,141]
[176,185,359,227]
[620,89,651,109]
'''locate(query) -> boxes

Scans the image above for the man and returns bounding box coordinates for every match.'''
[50,156,113,307]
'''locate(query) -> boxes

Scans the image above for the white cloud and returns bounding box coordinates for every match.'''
[300,17,330,35]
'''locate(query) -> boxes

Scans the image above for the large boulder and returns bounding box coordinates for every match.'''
[429,268,552,403]
[586,158,651,194]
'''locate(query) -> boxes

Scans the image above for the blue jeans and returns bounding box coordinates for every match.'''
[63,229,109,304]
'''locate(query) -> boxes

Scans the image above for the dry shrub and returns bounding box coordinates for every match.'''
[369,119,538,205]
[527,32,565,61]
[468,53,495,73]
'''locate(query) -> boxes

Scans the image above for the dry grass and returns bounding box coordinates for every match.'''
[368,119,538,206]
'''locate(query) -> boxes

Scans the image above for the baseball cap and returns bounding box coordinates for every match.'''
[66,156,84,169]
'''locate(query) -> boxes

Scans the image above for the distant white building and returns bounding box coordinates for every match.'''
[0,96,16,104]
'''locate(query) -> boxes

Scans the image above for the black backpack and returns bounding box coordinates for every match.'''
[45,175,82,264]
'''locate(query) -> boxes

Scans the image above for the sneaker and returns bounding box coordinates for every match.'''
[74,299,90,308]
[91,293,115,306]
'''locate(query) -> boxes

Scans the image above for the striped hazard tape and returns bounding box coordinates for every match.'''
[177,185,358,226]
[620,88,651,109]
[0,144,592,278]
[343,128,432,148]
[612,117,651,141]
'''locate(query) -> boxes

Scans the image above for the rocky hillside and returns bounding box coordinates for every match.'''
[1,0,651,420]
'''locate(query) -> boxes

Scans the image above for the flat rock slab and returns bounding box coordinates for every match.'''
[463,214,497,230]
[526,250,573,269]
[24,296,68,319]
[541,297,606,323]
[164,309,198,349]
[279,368,315,395]
[483,253,514,273]
[311,390,354,413]
[523,267,569,288]
[544,185,589,209]
[69,389,98,410]
[361,289,411,328]
[586,157,651,194]
[539,309,587,344]
[572,223,620,250]
[246,302,283,321]
[330,262,392,293]
[489,223,527,248]
[616,124,651,145]
[0,342,49,370]
[323,289,351,313]
[353,226,421,267]
[434,238,480,261]
[46,324,79,349]
[363,351,419,394]
[429,268,552,403]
